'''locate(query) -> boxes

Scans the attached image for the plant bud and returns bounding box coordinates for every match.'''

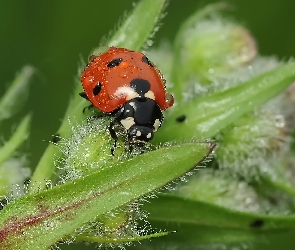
[175,18,257,85]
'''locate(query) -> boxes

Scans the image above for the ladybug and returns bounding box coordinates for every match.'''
[80,46,174,154]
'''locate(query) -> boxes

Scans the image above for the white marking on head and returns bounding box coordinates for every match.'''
[136,130,141,137]
[145,90,155,100]
[113,86,138,100]
[146,133,152,139]
[153,119,161,131]
[120,117,135,130]
[126,91,139,101]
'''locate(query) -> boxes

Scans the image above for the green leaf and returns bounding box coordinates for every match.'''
[30,0,168,190]
[0,114,31,166]
[75,231,170,244]
[1,142,214,250]
[0,66,34,122]
[155,61,295,143]
[140,194,295,249]
[93,0,167,54]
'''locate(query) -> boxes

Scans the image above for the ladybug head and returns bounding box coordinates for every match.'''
[127,125,154,147]
[115,97,163,149]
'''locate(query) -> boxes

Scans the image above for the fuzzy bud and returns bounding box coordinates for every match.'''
[176,18,257,84]
[177,169,294,214]
[216,111,290,179]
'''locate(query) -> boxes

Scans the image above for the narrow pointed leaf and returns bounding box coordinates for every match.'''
[156,62,295,142]
[140,195,295,249]
[0,66,34,122]
[75,231,170,244]
[0,115,31,166]
[1,142,214,250]
[93,0,167,54]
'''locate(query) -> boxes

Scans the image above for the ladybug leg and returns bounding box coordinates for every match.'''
[111,141,117,156]
[79,92,89,100]
[79,92,95,113]
[128,144,134,154]
[128,143,145,155]
[108,108,125,156]
[109,119,119,156]
[83,104,94,113]
[89,112,106,120]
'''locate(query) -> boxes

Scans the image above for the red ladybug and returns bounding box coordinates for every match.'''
[80,46,174,153]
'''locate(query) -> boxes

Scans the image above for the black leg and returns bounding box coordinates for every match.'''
[86,112,105,121]
[128,144,134,154]
[111,140,117,156]
[128,144,145,155]
[83,104,94,113]
[80,92,94,113]
[79,92,89,100]
[109,119,119,156]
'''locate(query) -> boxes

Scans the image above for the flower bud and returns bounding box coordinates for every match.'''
[176,169,294,214]
[216,111,290,179]
[175,17,257,85]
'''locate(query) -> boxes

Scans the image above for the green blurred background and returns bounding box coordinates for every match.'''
[1,0,295,249]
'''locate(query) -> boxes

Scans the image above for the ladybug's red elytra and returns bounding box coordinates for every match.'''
[80,46,174,154]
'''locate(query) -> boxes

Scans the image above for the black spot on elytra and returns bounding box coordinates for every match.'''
[93,83,102,96]
[52,134,61,143]
[107,58,123,68]
[176,115,186,123]
[250,219,264,228]
[142,55,153,67]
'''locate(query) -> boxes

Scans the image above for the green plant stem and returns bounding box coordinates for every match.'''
[0,66,34,122]
[0,115,31,166]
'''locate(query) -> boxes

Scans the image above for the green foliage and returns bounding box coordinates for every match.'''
[1,1,295,250]
[156,61,295,142]
[0,143,212,249]
[0,67,33,195]
[0,66,34,122]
